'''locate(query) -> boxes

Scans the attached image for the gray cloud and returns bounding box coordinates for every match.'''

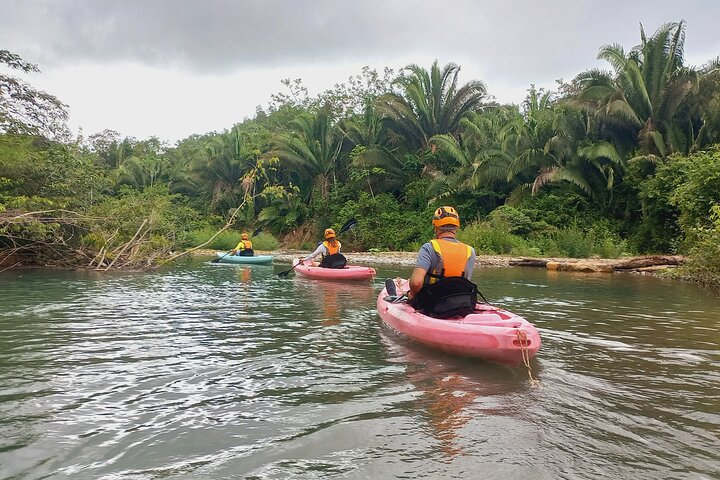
[3,0,718,141]
[3,0,719,78]
[2,0,719,112]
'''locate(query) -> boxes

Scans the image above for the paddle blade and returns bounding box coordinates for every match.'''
[337,218,357,235]
[251,226,263,237]
[384,278,397,296]
[277,264,295,277]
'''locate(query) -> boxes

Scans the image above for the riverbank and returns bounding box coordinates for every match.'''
[1,248,685,277]
[196,249,685,274]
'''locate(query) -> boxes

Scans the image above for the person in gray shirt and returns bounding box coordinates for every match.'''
[408,206,477,317]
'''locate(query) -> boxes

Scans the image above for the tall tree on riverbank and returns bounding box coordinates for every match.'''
[376,61,487,151]
[0,50,69,139]
[266,109,344,203]
[340,100,408,194]
[570,22,701,162]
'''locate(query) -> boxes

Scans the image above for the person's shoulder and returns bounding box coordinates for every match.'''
[418,241,434,252]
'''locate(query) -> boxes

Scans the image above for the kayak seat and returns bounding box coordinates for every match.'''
[410,277,478,319]
[319,253,347,269]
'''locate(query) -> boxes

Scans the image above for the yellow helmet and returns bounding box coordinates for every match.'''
[432,206,460,228]
[241,232,249,240]
[324,228,336,239]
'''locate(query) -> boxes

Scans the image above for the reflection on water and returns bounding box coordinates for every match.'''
[296,277,376,326]
[0,260,718,479]
[381,331,528,459]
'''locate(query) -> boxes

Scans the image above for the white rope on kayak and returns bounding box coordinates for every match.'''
[516,329,539,386]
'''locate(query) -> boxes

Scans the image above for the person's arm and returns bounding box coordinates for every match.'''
[464,247,476,278]
[231,241,243,254]
[407,243,434,300]
[408,267,427,300]
[302,244,326,263]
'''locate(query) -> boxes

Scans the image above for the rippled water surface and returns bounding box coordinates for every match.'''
[1,260,719,479]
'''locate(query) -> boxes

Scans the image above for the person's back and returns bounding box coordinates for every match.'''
[232,233,254,256]
[302,228,347,268]
[408,207,477,318]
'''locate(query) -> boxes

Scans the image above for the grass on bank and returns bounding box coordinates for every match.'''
[457,221,629,258]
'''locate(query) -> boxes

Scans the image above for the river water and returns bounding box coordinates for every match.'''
[0,259,718,479]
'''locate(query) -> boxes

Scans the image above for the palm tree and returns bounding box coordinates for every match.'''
[266,109,343,202]
[339,100,407,193]
[178,126,258,215]
[570,21,700,161]
[428,106,519,201]
[376,61,487,150]
[499,88,624,201]
[675,57,720,152]
[257,184,308,234]
[115,155,168,190]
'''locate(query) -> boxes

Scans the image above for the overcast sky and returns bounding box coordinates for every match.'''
[2,0,719,144]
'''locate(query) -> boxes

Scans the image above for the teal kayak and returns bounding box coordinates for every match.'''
[214,252,273,265]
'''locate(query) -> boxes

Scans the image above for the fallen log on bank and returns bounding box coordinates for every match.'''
[510,255,685,273]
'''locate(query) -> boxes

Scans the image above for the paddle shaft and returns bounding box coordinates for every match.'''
[277,262,300,277]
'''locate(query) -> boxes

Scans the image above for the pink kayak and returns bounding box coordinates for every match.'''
[377,279,541,365]
[292,259,376,281]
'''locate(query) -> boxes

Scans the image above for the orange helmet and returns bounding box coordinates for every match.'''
[241,232,249,240]
[432,206,460,228]
[324,228,336,239]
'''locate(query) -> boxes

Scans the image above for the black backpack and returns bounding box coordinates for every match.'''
[318,253,347,269]
[411,276,478,318]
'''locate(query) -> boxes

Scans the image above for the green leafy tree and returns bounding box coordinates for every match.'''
[257,184,308,234]
[116,155,169,190]
[570,22,701,161]
[0,50,69,139]
[376,60,487,150]
[340,100,408,193]
[193,126,256,213]
[266,109,343,202]
[428,106,518,206]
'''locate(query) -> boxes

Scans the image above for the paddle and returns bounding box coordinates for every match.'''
[277,218,357,277]
[383,278,407,303]
[212,226,263,263]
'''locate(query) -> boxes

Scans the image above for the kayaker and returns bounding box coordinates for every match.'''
[300,228,347,268]
[230,232,254,257]
[407,206,479,318]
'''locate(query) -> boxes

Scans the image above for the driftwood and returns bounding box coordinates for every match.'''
[612,255,685,270]
[508,255,686,273]
[160,196,253,266]
[510,258,549,267]
[100,219,148,271]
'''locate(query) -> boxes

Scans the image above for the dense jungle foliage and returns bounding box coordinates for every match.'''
[1,22,720,284]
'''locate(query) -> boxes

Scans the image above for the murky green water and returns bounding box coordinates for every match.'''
[1,259,718,479]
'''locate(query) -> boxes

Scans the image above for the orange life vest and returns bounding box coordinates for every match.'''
[323,240,341,255]
[241,240,252,250]
[426,239,472,284]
